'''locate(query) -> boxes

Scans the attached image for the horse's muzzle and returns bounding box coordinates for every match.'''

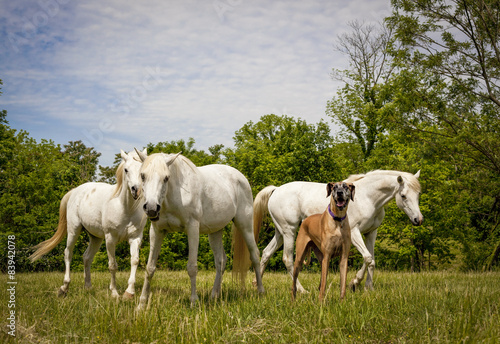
[144,203,161,221]
[412,215,424,226]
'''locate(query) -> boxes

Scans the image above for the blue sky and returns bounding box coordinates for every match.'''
[1,0,391,166]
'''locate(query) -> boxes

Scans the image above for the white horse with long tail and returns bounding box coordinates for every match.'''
[29,149,147,299]
[253,170,423,292]
[134,150,265,309]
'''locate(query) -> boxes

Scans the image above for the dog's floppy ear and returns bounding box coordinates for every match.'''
[326,182,334,197]
[347,182,355,201]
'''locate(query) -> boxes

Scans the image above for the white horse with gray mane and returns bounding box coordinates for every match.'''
[134,150,265,309]
[29,149,147,299]
[253,170,423,292]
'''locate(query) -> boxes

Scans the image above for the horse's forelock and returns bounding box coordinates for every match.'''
[141,153,170,180]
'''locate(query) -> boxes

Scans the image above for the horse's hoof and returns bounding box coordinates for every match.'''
[122,291,135,300]
[349,281,357,292]
[298,287,309,294]
[57,288,67,298]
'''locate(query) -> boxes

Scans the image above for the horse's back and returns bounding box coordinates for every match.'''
[268,181,328,228]
[67,182,113,234]
[196,164,252,231]
[199,164,252,197]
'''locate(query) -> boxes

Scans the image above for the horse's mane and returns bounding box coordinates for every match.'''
[345,170,421,193]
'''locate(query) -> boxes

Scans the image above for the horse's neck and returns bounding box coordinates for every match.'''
[360,175,398,210]
[115,183,136,211]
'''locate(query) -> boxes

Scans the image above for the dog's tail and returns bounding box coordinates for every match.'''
[253,185,277,243]
[29,189,73,262]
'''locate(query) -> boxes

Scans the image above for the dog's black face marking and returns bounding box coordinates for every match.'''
[327,182,355,210]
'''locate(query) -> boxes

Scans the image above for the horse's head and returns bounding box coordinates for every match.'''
[120,148,146,200]
[394,170,423,226]
[135,150,181,221]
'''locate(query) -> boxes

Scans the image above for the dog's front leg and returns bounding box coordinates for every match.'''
[339,236,351,300]
[318,253,331,302]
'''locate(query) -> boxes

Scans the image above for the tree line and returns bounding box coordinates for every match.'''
[1,0,499,273]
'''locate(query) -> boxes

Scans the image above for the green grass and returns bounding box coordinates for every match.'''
[1,270,499,343]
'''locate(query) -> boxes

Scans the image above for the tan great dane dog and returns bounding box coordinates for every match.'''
[291,181,355,302]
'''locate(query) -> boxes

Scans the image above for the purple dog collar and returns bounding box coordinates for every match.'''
[328,204,346,222]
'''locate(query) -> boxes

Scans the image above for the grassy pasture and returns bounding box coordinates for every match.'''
[1,270,498,343]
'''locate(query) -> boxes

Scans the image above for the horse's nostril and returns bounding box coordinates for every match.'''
[143,203,147,211]
[156,204,161,212]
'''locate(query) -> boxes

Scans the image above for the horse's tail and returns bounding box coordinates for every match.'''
[231,223,251,288]
[253,185,277,243]
[29,189,73,262]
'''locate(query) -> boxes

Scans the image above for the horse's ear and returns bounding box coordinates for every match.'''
[414,170,421,179]
[166,152,182,167]
[397,175,403,184]
[120,149,128,161]
[348,183,355,201]
[134,147,147,162]
[326,182,334,197]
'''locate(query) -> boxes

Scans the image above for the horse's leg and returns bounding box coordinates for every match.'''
[282,229,307,293]
[349,226,372,292]
[105,234,120,298]
[59,224,82,297]
[137,224,165,311]
[363,230,377,290]
[208,230,226,299]
[186,221,201,306]
[83,234,103,289]
[253,232,283,287]
[123,235,142,299]
[233,213,265,294]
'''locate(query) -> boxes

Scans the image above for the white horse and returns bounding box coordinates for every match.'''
[134,150,265,309]
[29,149,147,299]
[253,170,423,293]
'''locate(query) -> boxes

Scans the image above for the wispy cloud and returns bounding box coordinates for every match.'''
[1,0,392,166]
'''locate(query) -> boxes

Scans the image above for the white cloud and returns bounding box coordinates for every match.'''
[1,0,392,166]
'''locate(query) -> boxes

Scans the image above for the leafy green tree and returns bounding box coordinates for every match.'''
[226,114,341,194]
[327,21,396,161]
[63,140,101,183]
[387,0,500,269]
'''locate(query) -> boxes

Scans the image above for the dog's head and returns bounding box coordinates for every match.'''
[326,182,355,211]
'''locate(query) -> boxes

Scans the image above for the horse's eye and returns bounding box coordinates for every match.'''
[164,176,169,183]
[124,168,128,173]
[401,194,407,199]
[141,173,145,181]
